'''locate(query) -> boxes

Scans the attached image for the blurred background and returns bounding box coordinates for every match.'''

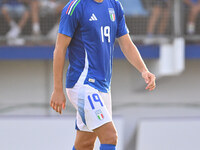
[0,0,200,150]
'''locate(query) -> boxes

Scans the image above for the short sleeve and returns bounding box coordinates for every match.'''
[58,1,81,38]
[116,0,129,38]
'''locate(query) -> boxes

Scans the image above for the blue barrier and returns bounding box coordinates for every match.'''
[0,46,54,60]
[185,45,200,59]
[0,44,200,60]
[0,45,159,60]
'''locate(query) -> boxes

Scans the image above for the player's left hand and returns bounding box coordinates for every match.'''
[142,71,156,91]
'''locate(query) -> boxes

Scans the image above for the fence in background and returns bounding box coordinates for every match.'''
[0,0,200,45]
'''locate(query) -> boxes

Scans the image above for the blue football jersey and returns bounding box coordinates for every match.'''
[59,0,128,93]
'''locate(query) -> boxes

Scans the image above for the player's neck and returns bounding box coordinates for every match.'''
[94,0,104,3]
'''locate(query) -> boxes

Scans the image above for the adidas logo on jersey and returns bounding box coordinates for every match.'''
[89,14,97,21]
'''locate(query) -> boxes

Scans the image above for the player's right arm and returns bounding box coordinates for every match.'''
[50,0,81,114]
[50,33,72,114]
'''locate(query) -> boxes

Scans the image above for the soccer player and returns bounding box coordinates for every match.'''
[50,0,156,149]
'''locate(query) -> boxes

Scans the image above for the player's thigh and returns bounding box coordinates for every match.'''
[93,122,118,145]
[74,130,97,150]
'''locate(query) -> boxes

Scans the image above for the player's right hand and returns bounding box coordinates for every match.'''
[50,90,66,114]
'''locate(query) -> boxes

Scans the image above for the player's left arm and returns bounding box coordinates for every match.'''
[117,34,156,91]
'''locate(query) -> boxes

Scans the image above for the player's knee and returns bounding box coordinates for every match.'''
[102,132,118,145]
[109,132,118,145]
[75,139,95,150]
[86,139,95,148]
[75,144,94,150]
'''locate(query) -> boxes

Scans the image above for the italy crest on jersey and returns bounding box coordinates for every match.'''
[95,109,104,120]
[108,8,115,22]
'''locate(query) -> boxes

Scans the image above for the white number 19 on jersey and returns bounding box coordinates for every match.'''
[101,26,110,43]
